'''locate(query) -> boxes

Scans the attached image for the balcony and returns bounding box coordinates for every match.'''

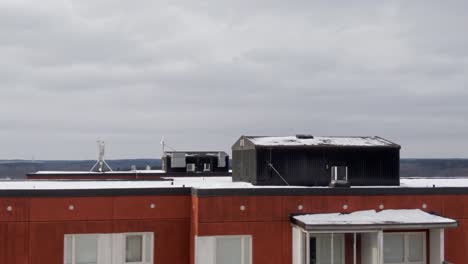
[291,209,457,264]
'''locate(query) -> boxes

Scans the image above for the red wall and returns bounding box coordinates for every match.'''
[0,196,190,264]
[1,193,468,263]
[196,194,468,264]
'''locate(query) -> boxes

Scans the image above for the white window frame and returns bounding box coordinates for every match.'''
[187,163,196,172]
[64,232,153,264]
[294,230,382,264]
[121,232,153,264]
[64,234,103,264]
[309,233,345,264]
[383,232,426,264]
[195,235,252,264]
[203,163,211,172]
[331,166,348,184]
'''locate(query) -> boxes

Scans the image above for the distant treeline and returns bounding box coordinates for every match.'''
[1,159,468,179]
[0,159,162,179]
[400,159,468,178]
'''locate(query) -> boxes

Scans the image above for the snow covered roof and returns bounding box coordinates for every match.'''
[246,136,399,148]
[292,209,457,231]
[32,170,165,175]
[164,151,227,157]
[399,177,468,187]
[2,177,468,191]
[0,177,253,190]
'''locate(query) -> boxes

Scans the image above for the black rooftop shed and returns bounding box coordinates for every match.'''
[232,135,401,186]
[162,151,229,174]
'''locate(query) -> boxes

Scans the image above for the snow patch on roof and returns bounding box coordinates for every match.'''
[248,136,396,147]
[293,209,456,226]
[400,177,468,187]
[33,170,165,174]
[2,177,468,191]
[0,177,255,190]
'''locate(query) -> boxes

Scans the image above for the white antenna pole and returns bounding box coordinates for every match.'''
[90,140,113,172]
[161,136,165,155]
[160,137,176,152]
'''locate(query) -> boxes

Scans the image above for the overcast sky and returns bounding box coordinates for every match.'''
[1,0,467,159]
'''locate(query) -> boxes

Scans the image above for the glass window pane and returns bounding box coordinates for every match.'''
[408,233,424,262]
[315,234,344,264]
[303,234,309,264]
[196,237,216,264]
[337,167,347,181]
[145,233,152,262]
[319,235,331,264]
[309,237,317,264]
[126,235,143,262]
[64,236,73,264]
[244,237,251,264]
[333,234,343,264]
[75,235,98,264]
[216,237,242,264]
[384,234,404,263]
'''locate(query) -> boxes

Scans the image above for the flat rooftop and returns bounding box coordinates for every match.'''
[1,177,468,191]
[246,136,400,148]
[31,170,166,175]
[292,209,457,231]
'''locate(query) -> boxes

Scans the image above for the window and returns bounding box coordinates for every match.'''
[309,234,344,264]
[384,234,404,263]
[123,233,153,264]
[204,163,211,172]
[331,166,348,184]
[125,235,143,263]
[64,233,153,264]
[187,163,196,172]
[196,235,252,264]
[384,232,426,264]
[64,234,98,264]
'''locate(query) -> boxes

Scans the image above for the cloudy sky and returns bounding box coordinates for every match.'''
[1,0,467,159]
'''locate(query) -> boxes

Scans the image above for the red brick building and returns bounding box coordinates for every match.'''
[1,136,466,264]
[0,177,466,264]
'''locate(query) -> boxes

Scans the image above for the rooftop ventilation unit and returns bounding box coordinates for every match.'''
[171,152,187,168]
[203,163,211,172]
[187,163,196,172]
[296,134,314,139]
[218,152,228,167]
[329,165,350,188]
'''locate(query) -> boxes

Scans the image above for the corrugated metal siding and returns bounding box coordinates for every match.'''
[256,149,328,186]
[236,147,399,186]
[232,149,256,183]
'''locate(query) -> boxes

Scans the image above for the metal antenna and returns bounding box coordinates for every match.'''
[160,136,165,154]
[160,136,177,154]
[90,140,113,172]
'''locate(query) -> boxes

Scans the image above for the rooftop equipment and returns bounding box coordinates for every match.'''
[90,140,113,172]
[295,134,314,139]
[162,151,230,174]
[232,135,401,187]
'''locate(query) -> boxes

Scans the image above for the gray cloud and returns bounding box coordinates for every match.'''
[1,0,468,159]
